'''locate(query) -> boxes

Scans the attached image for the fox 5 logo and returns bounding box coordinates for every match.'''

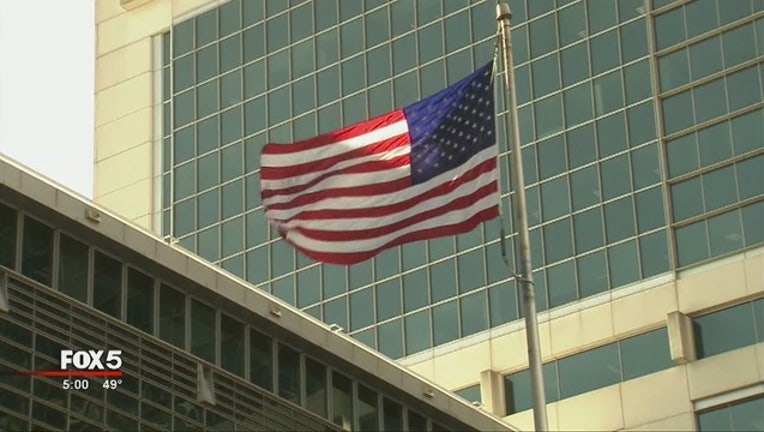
[60,350,123,370]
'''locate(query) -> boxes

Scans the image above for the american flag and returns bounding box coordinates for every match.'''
[260,61,499,265]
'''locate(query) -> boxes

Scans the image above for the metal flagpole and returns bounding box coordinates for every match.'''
[496,3,549,431]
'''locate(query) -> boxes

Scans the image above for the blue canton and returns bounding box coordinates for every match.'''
[403,61,495,185]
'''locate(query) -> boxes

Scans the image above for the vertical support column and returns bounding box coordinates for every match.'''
[667,311,697,364]
[480,369,508,418]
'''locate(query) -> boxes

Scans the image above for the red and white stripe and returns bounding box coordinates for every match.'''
[260,110,499,265]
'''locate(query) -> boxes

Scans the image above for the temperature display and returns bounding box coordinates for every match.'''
[102,379,124,390]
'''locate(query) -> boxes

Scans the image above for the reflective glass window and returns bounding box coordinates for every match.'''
[563,81,593,128]
[567,123,597,169]
[305,357,327,418]
[707,210,744,258]
[695,302,757,358]
[685,0,718,39]
[697,121,732,168]
[593,70,623,116]
[21,217,53,286]
[433,300,460,345]
[558,2,585,47]
[350,288,374,331]
[694,78,727,124]
[689,36,723,81]
[357,385,379,431]
[332,371,353,428]
[490,281,518,326]
[93,251,122,319]
[190,300,216,363]
[126,268,153,334]
[640,230,670,277]
[654,6,686,50]
[561,42,589,86]
[737,155,764,200]
[378,319,403,359]
[659,49,689,92]
[675,220,710,267]
[461,290,488,336]
[529,14,557,58]
[250,329,273,391]
[577,250,608,297]
[723,23,756,68]
[620,328,672,380]
[731,109,764,156]
[727,66,761,113]
[159,283,185,349]
[58,234,89,303]
[405,310,431,354]
[324,297,347,330]
[601,154,631,200]
[547,260,577,307]
[544,217,573,264]
[631,142,660,189]
[558,343,620,398]
[624,60,652,106]
[635,186,665,233]
[532,53,560,98]
[662,90,694,135]
[571,165,600,211]
[220,314,244,377]
[590,29,619,75]
[403,269,428,312]
[383,398,403,431]
[278,344,301,404]
[605,196,636,243]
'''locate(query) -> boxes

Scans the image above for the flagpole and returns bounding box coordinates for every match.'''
[496,3,549,431]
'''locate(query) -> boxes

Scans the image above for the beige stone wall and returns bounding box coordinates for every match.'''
[402,247,764,431]
[93,0,220,231]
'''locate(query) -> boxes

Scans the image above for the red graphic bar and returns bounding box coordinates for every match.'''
[25,370,124,378]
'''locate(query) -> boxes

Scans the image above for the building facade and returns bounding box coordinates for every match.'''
[0,155,512,431]
[93,0,764,430]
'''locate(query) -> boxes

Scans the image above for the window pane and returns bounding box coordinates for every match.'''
[640,230,670,277]
[557,343,620,398]
[567,123,597,169]
[689,36,723,81]
[731,109,764,156]
[541,176,570,221]
[190,300,216,363]
[561,42,589,86]
[250,330,273,391]
[695,303,756,358]
[597,112,627,158]
[578,250,608,298]
[601,154,631,200]
[558,2,585,47]
[742,201,764,247]
[433,300,460,345]
[624,60,652,106]
[671,177,704,222]
[570,165,601,211]
[58,234,89,303]
[563,81,593,128]
[544,217,573,264]
[0,203,17,269]
[723,23,756,68]
[590,29,619,75]
[405,310,431,355]
[676,221,708,269]
[357,385,379,432]
[383,398,403,432]
[574,207,604,254]
[529,14,557,58]
[93,251,122,319]
[378,319,403,359]
[703,166,737,212]
[698,121,732,168]
[620,18,647,63]
[350,288,374,331]
[403,269,428,312]
[126,268,153,334]
[536,94,563,139]
[659,49,689,92]
[620,328,672,380]
[159,284,185,349]
[707,210,744,258]
[608,239,640,287]
[324,297,347,330]
[693,78,727,124]
[22,217,53,286]
[332,371,353,428]
[305,357,327,418]
[547,260,577,307]
[461,290,488,336]
[532,53,560,98]
[278,344,301,405]
[593,70,623,117]
[635,186,665,233]
[654,7,685,50]
[220,314,244,377]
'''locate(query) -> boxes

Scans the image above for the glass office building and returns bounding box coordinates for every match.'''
[0,155,510,432]
[93,0,764,429]
[158,0,763,356]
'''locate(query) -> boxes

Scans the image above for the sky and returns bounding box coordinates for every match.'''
[0,0,95,198]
